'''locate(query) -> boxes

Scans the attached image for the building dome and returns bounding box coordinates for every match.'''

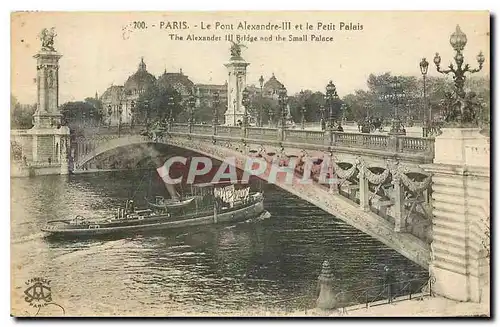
[156,68,194,96]
[262,73,284,97]
[123,58,156,96]
[263,73,284,90]
[100,85,124,103]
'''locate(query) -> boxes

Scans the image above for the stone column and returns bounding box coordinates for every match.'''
[316,260,336,310]
[326,129,334,147]
[392,172,406,232]
[26,31,70,176]
[327,152,338,194]
[31,135,38,163]
[422,128,490,303]
[55,135,60,163]
[358,162,370,211]
[33,50,63,128]
[59,130,70,175]
[277,125,284,142]
[224,56,249,126]
[386,134,395,153]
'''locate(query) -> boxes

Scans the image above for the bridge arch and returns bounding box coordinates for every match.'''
[75,134,430,268]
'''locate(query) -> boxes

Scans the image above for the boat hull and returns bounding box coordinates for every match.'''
[42,200,265,237]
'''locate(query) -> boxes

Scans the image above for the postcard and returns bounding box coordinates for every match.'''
[10,11,490,317]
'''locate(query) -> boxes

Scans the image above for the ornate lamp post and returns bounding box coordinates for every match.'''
[213,91,220,126]
[259,75,264,127]
[130,100,136,129]
[188,92,196,134]
[268,107,274,128]
[340,103,348,130]
[107,104,112,127]
[433,25,485,125]
[118,102,123,137]
[242,87,251,139]
[386,76,406,135]
[167,95,175,129]
[419,57,429,136]
[144,99,150,129]
[301,106,307,130]
[278,85,288,129]
[319,105,326,131]
[324,81,338,131]
[89,110,94,128]
[360,99,372,133]
[242,87,250,128]
[81,111,87,128]
[212,91,220,135]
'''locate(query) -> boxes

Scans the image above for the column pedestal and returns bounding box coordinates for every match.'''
[422,128,490,303]
[224,56,250,126]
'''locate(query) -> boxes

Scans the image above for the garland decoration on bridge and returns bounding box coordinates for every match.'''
[333,161,357,180]
[399,173,432,193]
[363,165,390,185]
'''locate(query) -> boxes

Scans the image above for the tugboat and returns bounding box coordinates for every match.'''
[41,182,266,238]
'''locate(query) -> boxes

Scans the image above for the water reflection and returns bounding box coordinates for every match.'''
[11,171,427,315]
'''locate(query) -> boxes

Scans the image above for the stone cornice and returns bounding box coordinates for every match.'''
[421,163,490,178]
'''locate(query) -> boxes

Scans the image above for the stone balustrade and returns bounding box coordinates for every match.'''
[401,136,434,154]
[247,127,280,140]
[191,124,214,135]
[283,129,326,144]
[84,123,435,160]
[170,123,188,133]
[215,125,240,137]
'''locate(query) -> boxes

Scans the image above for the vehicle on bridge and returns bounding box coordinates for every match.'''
[41,182,267,238]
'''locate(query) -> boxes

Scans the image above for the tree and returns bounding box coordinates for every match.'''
[135,85,183,124]
[287,90,326,123]
[84,97,103,120]
[341,90,374,122]
[60,100,102,131]
[11,95,36,129]
[249,95,279,125]
[465,76,490,126]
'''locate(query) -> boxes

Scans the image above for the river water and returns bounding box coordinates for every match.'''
[11,171,426,316]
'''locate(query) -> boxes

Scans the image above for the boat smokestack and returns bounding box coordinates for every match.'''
[154,155,180,201]
[164,183,180,201]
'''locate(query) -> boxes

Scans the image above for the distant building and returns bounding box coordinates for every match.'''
[243,74,287,125]
[157,68,194,98]
[195,83,228,108]
[244,74,285,98]
[262,73,285,99]
[100,58,227,126]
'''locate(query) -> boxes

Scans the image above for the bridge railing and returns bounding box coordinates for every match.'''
[89,123,435,158]
[257,275,433,314]
[400,136,434,154]
[284,129,326,145]
[170,123,188,133]
[247,127,279,140]
[215,125,241,137]
[334,276,434,312]
[191,124,213,135]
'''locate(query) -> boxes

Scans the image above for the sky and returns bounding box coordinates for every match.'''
[11,11,490,105]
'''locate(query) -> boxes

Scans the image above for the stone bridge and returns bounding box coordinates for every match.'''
[73,124,436,269]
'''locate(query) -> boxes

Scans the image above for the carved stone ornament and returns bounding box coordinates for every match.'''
[39,27,57,52]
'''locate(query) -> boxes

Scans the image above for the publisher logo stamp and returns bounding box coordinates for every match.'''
[24,277,52,308]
